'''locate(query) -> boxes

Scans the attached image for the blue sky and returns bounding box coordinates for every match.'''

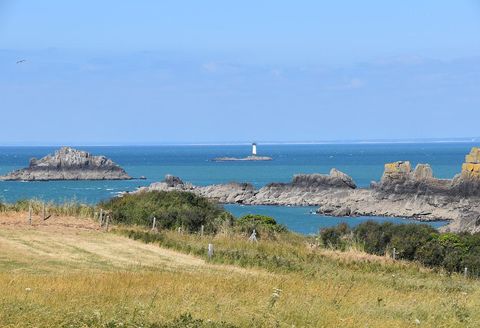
[1,1,480,145]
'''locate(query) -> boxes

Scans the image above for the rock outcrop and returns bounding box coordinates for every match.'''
[136,169,357,206]
[134,147,480,233]
[462,147,480,177]
[372,162,451,195]
[0,147,132,181]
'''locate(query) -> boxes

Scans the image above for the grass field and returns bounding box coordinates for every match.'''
[1,211,479,327]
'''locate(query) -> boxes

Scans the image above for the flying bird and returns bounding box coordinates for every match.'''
[16,59,26,64]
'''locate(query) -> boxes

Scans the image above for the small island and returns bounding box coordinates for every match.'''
[0,146,132,181]
[213,143,272,161]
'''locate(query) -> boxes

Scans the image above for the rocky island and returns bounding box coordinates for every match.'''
[0,147,132,181]
[135,147,480,233]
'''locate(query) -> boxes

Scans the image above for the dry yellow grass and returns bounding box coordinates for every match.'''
[1,211,479,327]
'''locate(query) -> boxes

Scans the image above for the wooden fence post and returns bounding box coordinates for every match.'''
[200,225,204,236]
[392,248,396,261]
[104,215,109,232]
[248,229,258,242]
[152,216,156,231]
[99,209,103,227]
[208,243,214,259]
[28,204,32,225]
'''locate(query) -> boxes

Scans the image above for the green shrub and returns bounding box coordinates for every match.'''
[389,224,437,260]
[320,221,480,277]
[414,239,445,267]
[237,214,278,226]
[354,221,394,255]
[235,214,287,238]
[101,191,233,233]
[319,223,351,249]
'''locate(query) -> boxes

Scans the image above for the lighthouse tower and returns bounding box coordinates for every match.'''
[252,143,257,156]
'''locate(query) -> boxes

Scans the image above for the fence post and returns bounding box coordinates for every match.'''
[249,229,258,242]
[392,248,396,260]
[208,243,214,259]
[200,225,204,236]
[104,215,109,232]
[152,216,156,231]
[99,209,103,227]
[28,203,32,225]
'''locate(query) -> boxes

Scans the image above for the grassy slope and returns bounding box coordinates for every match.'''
[0,212,479,327]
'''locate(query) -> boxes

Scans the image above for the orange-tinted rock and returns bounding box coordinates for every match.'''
[412,164,434,180]
[462,147,480,177]
[384,161,411,175]
[465,147,480,164]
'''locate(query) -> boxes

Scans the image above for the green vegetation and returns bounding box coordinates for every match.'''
[101,191,233,233]
[235,214,287,237]
[320,221,480,277]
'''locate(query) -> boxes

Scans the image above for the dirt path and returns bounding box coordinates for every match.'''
[0,212,259,276]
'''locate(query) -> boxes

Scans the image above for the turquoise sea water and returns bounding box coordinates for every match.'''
[225,205,448,235]
[0,143,475,232]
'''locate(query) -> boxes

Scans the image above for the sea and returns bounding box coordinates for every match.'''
[0,142,475,234]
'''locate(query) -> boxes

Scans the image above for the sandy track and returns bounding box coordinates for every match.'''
[0,212,206,272]
[0,212,261,276]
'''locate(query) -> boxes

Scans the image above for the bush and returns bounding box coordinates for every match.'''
[319,223,351,249]
[389,224,437,260]
[354,221,394,255]
[101,191,233,233]
[319,221,480,277]
[237,214,278,226]
[235,214,287,238]
[414,239,445,267]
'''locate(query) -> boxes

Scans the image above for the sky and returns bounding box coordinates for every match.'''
[1,0,480,145]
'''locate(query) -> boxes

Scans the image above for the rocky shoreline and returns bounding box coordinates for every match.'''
[0,147,132,181]
[135,148,480,233]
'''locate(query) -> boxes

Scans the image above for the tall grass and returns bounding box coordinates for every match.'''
[1,215,480,327]
[0,199,95,218]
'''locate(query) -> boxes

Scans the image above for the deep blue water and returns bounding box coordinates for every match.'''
[0,143,474,232]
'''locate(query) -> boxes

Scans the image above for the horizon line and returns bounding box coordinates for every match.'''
[0,137,478,147]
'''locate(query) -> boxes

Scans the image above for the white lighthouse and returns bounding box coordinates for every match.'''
[252,143,257,156]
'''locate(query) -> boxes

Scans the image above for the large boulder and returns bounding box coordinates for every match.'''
[290,169,357,189]
[164,175,184,187]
